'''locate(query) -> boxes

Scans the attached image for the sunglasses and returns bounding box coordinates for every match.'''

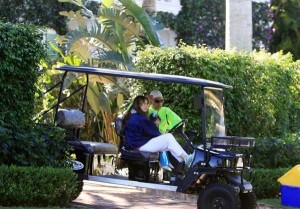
[154,99,164,103]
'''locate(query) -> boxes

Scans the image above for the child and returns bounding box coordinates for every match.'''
[149,112,173,171]
[149,112,161,126]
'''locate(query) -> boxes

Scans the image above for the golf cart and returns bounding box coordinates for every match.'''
[43,65,256,209]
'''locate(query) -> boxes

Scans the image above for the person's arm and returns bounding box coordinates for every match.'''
[165,107,182,131]
[141,117,161,137]
[125,114,159,148]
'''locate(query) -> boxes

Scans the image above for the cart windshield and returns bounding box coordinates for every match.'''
[204,87,226,138]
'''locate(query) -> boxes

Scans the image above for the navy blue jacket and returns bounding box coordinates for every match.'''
[124,113,161,149]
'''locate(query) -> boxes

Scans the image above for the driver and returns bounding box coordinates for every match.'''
[123,95,194,167]
[148,90,182,134]
[148,91,183,173]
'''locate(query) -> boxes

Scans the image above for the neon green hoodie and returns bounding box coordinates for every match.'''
[149,106,182,134]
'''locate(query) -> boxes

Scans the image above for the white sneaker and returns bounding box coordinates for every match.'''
[184,152,195,167]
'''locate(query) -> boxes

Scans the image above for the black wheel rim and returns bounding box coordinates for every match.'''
[210,196,228,209]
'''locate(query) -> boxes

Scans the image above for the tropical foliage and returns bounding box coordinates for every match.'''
[37,0,161,144]
[57,0,160,69]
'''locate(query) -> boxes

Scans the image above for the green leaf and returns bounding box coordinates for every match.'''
[89,75,115,84]
[114,22,130,63]
[102,0,114,8]
[49,42,64,58]
[58,0,72,2]
[118,0,160,46]
[87,82,101,114]
[116,93,124,109]
[63,72,78,89]
[99,92,111,113]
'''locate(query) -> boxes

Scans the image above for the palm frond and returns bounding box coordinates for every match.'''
[115,22,130,64]
[118,0,160,46]
[96,50,127,64]
[63,20,119,53]
[99,8,145,45]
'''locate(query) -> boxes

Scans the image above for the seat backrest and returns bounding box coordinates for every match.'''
[55,109,86,142]
[56,109,85,128]
[114,115,136,150]
[115,115,125,136]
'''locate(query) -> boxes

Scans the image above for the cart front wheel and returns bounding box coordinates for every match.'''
[240,192,257,209]
[197,183,241,209]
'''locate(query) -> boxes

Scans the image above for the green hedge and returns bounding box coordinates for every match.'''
[0,166,291,203]
[0,22,46,125]
[252,168,290,199]
[0,165,80,207]
[134,45,299,139]
[0,23,71,169]
[0,123,69,167]
[252,133,300,168]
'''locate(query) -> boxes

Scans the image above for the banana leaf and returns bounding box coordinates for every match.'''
[118,0,160,46]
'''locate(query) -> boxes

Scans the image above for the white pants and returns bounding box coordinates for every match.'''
[139,133,187,162]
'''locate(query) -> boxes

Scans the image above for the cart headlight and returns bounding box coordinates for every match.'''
[216,157,244,168]
[236,157,244,168]
[217,158,233,168]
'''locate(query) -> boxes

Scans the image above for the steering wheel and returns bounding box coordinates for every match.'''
[168,120,197,153]
[167,119,187,134]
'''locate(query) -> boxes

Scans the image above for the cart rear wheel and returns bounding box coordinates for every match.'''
[128,163,150,182]
[76,179,84,194]
[197,183,241,209]
[240,192,257,209]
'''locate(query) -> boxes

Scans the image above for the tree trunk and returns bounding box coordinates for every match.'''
[142,0,157,17]
[225,0,252,51]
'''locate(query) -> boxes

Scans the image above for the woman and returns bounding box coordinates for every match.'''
[123,95,193,166]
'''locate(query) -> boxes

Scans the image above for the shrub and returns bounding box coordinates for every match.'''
[0,165,80,207]
[0,122,69,167]
[0,22,47,126]
[134,45,299,139]
[252,168,289,199]
[252,133,300,168]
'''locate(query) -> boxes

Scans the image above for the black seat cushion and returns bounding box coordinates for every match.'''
[115,117,159,162]
[68,140,118,155]
[120,147,159,162]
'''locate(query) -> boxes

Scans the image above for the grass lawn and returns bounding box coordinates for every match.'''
[258,198,298,209]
